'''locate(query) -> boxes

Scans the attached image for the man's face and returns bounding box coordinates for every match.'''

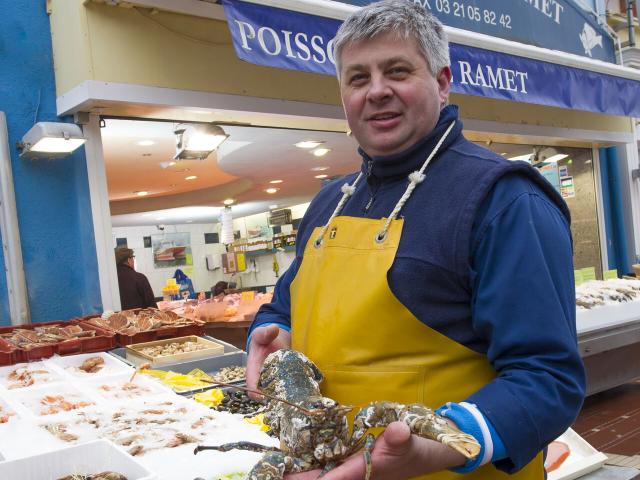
[339,33,451,157]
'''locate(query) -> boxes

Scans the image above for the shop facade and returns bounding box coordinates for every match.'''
[2,0,640,335]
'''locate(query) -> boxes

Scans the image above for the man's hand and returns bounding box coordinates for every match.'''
[246,324,291,400]
[284,422,467,480]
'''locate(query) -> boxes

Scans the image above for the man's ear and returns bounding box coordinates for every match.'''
[437,66,452,107]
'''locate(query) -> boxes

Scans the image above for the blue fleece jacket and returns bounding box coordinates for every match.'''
[250,105,585,473]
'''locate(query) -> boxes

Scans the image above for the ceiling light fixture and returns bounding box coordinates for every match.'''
[310,166,329,172]
[185,175,198,180]
[18,122,86,159]
[174,123,228,160]
[223,198,235,205]
[542,154,569,163]
[269,204,278,209]
[314,174,328,179]
[295,140,324,149]
[135,191,148,197]
[265,188,279,194]
[312,147,331,157]
[137,140,155,146]
[269,180,283,184]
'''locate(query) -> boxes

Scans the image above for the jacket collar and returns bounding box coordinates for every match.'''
[358,105,463,181]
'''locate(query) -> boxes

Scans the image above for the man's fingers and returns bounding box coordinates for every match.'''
[251,324,281,345]
[381,421,412,449]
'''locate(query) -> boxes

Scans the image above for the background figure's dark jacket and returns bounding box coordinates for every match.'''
[116,264,157,310]
[251,105,585,472]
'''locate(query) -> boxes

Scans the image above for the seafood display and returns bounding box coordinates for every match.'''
[214,390,263,416]
[79,357,105,373]
[48,353,133,379]
[86,309,197,335]
[0,361,62,389]
[210,366,246,383]
[57,472,128,480]
[138,340,208,357]
[576,278,640,309]
[91,377,169,401]
[42,398,216,456]
[195,349,480,480]
[0,324,97,350]
[0,398,17,423]
[13,388,94,416]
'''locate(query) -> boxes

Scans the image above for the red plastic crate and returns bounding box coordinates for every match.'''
[0,338,23,366]
[0,320,116,364]
[79,309,204,347]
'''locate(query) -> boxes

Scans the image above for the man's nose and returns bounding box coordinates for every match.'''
[366,74,392,103]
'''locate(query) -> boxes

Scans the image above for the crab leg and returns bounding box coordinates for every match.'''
[351,401,481,460]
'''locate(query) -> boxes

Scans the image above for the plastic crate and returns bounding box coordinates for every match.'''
[0,439,156,479]
[80,309,205,347]
[0,320,116,365]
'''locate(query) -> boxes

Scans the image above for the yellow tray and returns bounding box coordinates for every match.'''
[125,335,225,367]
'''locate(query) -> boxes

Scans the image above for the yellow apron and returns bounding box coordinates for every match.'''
[290,125,543,480]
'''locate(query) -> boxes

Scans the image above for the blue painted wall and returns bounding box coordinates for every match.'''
[0,228,8,325]
[0,1,102,325]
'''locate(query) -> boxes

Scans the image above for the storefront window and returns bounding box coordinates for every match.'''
[477,142,603,278]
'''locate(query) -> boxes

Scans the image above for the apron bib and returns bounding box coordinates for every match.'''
[289,122,543,479]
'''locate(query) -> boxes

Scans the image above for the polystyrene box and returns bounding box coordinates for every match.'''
[0,439,156,479]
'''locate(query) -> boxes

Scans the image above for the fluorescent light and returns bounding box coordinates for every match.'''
[269,179,283,184]
[508,154,533,162]
[223,198,235,205]
[312,148,331,157]
[137,140,155,146]
[315,174,328,179]
[269,204,278,209]
[544,154,569,163]
[310,166,329,172]
[185,175,198,180]
[295,140,324,149]
[265,188,279,194]
[30,137,86,153]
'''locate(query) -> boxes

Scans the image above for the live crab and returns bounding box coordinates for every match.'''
[195,349,480,480]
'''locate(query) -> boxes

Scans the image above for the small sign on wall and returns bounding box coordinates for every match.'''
[560,176,575,199]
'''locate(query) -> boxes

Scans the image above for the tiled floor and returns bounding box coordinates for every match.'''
[573,378,640,457]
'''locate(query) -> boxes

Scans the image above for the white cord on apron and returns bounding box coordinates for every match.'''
[313,172,364,247]
[375,120,456,243]
[313,120,456,247]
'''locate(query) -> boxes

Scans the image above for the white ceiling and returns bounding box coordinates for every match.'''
[104,119,361,226]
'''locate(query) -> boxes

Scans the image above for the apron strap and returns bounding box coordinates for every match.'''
[314,120,456,247]
[375,120,457,243]
[314,172,364,247]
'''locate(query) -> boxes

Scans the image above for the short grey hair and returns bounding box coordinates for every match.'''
[333,0,450,79]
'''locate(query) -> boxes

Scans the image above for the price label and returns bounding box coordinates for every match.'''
[603,269,618,280]
[580,267,596,282]
[574,270,584,286]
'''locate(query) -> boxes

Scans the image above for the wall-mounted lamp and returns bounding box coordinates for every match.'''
[174,123,229,161]
[17,122,86,159]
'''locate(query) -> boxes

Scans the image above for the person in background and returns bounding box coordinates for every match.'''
[114,247,157,310]
[246,1,585,479]
[174,268,196,300]
[212,281,229,298]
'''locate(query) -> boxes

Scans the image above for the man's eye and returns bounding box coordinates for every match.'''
[349,74,368,85]
[388,67,409,77]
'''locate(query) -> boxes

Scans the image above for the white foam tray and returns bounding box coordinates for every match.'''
[81,373,174,402]
[46,352,134,380]
[0,439,156,479]
[547,428,608,480]
[0,361,65,391]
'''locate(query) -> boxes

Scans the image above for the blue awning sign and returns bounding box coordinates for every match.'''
[221,0,640,118]
[335,0,616,63]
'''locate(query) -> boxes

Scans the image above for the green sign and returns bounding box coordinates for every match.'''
[603,269,618,280]
[574,270,584,286]
[581,267,596,282]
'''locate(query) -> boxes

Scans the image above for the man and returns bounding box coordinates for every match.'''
[247,1,585,478]
[114,247,157,310]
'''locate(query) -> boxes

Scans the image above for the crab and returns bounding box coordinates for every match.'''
[195,349,480,480]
